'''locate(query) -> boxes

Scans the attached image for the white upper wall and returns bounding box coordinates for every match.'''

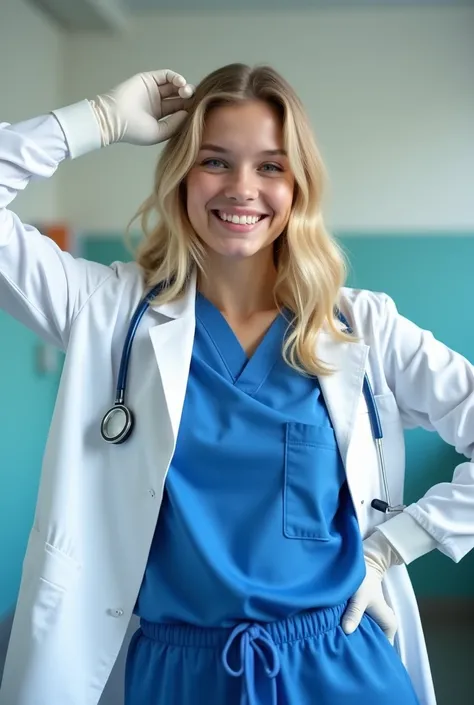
[61,6,474,233]
[15,6,474,232]
[2,0,63,222]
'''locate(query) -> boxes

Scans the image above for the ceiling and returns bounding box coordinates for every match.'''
[29,0,473,34]
[125,0,472,10]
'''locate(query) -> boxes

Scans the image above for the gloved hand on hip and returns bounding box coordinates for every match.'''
[342,530,403,644]
[89,70,195,147]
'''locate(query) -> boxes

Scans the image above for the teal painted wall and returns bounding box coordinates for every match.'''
[0,313,62,619]
[1,233,473,619]
[82,232,474,598]
[341,235,474,597]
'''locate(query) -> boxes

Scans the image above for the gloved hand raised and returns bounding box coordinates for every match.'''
[342,530,403,644]
[89,69,195,147]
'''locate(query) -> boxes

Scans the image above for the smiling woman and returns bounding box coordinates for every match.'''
[133,63,352,377]
[122,64,434,705]
[187,101,294,264]
[2,60,474,705]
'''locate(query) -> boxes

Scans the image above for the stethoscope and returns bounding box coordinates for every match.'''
[100,286,406,516]
[337,311,405,516]
[100,283,165,447]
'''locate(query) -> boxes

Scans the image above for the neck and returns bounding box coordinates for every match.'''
[197,248,278,319]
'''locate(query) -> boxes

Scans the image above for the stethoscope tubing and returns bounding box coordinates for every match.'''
[101,290,405,514]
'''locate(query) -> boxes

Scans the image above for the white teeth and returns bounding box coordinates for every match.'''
[217,211,262,225]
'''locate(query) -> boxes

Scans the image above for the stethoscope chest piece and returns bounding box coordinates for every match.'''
[100,281,165,445]
[98,290,406,516]
[101,404,134,445]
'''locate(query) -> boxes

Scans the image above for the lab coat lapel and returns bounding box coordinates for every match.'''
[148,271,197,442]
[148,269,369,465]
[316,331,369,468]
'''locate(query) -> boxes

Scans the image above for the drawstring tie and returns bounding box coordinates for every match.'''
[222,623,280,705]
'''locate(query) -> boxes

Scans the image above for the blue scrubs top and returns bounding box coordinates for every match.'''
[135,293,365,627]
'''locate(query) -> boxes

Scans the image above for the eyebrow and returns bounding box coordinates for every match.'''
[200,143,287,157]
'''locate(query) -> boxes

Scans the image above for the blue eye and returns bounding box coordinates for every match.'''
[202,158,226,168]
[200,159,283,173]
[260,163,283,173]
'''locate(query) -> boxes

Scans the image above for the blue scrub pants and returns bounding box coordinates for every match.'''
[125,603,420,705]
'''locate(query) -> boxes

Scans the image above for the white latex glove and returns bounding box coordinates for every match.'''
[89,69,195,147]
[342,530,403,644]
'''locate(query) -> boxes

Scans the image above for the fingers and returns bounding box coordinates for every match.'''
[343,603,397,643]
[157,84,195,105]
[366,602,398,643]
[151,69,187,87]
[158,83,182,99]
[179,84,195,99]
[155,110,188,142]
[142,70,195,108]
[149,70,194,96]
[161,96,193,117]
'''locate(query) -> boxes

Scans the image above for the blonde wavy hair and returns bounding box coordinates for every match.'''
[131,63,353,377]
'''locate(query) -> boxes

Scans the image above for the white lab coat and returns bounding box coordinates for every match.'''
[1,103,474,705]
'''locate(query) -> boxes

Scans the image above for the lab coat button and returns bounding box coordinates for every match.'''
[149,489,156,498]
[110,608,124,618]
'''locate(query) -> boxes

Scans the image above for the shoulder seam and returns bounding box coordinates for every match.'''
[71,269,117,326]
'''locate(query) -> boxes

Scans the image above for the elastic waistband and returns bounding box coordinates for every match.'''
[140,602,347,649]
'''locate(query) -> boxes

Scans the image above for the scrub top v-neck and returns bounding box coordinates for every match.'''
[135,292,365,627]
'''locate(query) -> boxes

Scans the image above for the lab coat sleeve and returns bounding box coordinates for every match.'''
[0,101,112,350]
[375,294,474,564]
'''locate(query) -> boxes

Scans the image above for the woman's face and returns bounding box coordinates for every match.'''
[186,100,295,261]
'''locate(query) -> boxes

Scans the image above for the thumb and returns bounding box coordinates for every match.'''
[342,591,367,635]
[154,110,189,143]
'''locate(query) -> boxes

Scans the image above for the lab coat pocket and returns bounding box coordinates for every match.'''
[21,529,81,643]
[284,422,341,541]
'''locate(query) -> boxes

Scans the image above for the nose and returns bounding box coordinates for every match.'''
[223,165,259,202]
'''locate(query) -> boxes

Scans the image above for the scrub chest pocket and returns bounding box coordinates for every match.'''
[284,423,343,541]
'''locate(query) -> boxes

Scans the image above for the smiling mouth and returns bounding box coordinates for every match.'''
[211,210,269,231]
